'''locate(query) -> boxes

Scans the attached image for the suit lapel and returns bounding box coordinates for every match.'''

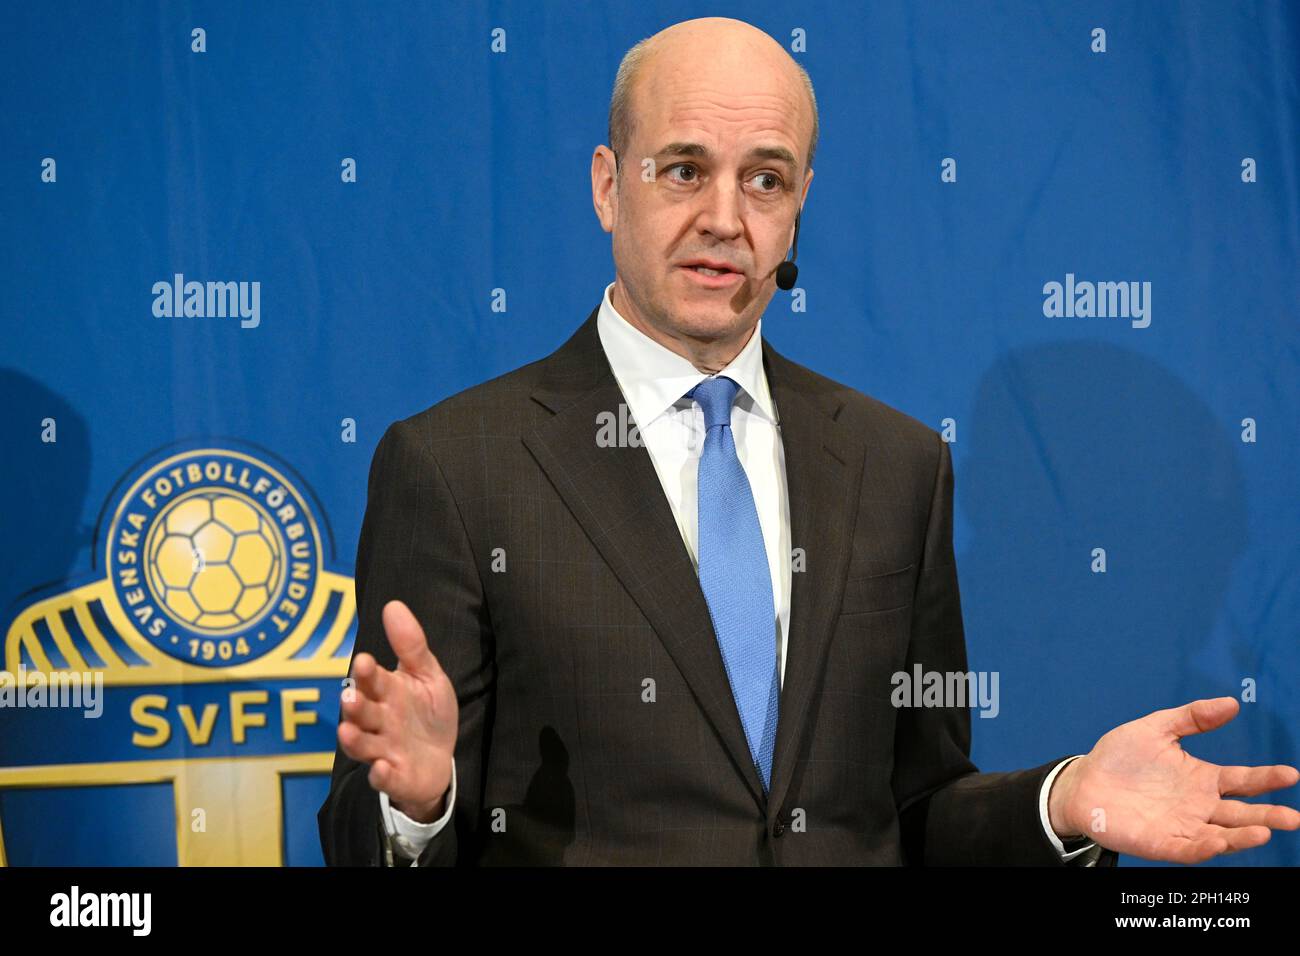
[520,308,867,818]
[521,308,770,809]
[762,341,866,819]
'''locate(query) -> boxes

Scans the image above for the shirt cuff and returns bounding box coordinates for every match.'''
[1038,755,1098,861]
[378,758,457,866]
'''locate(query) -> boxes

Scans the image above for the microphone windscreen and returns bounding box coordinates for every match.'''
[775,260,798,291]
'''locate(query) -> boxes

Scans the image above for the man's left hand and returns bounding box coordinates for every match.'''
[1048,696,1300,863]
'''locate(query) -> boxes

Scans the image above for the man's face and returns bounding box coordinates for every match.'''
[594,46,814,357]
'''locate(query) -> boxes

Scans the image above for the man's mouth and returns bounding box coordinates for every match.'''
[678,259,743,278]
[678,262,746,289]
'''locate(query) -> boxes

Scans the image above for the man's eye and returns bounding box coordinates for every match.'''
[664,165,782,192]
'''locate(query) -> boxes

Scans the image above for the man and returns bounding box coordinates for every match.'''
[318,17,1299,866]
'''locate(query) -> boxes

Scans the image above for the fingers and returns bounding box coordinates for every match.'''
[352,652,392,702]
[368,758,398,795]
[341,680,384,733]
[1184,823,1272,863]
[1210,798,1300,831]
[338,720,386,765]
[340,653,391,752]
[383,600,443,681]
[1159,696,1239,739]
[1218,763,1300,797]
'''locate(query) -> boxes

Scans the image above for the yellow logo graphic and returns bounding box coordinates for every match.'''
[148,492,283,632]
[1,445,354,865]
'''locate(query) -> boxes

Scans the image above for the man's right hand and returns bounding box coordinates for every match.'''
[338,599,458,823]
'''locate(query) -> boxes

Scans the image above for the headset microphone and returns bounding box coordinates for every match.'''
[775,210,802,291]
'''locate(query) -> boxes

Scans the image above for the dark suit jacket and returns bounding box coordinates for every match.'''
[318,305,1119,866]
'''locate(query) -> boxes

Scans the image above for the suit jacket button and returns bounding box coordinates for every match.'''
[773,818,785,837]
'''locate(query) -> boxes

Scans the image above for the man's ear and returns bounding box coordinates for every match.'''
[591,146,618,234]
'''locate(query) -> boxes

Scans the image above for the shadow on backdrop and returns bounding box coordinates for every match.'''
[958,340,1294,865]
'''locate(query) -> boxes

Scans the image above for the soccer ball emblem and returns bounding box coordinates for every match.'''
[145,491,283,631]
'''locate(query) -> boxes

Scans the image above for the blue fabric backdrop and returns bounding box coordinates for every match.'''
[1,0,1296,866]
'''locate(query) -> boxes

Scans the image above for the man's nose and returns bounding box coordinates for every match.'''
[695,176,744,240]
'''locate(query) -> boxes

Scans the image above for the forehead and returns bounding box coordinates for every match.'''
[632,51,809,160]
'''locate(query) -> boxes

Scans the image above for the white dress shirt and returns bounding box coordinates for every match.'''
[379,280,1098,865]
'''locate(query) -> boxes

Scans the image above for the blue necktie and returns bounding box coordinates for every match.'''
[688,375,780,792]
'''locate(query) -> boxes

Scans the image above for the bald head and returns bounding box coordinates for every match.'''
[591,17,818,373]
[608,18,818,178]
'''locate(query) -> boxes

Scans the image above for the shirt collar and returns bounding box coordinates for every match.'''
[595,281,779,429]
